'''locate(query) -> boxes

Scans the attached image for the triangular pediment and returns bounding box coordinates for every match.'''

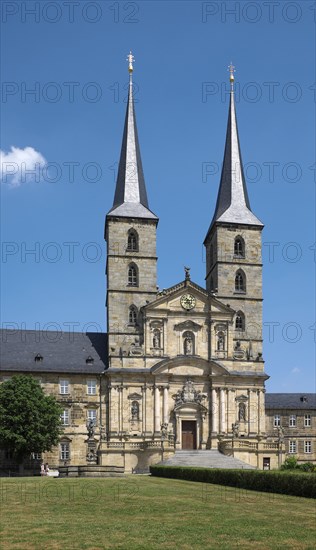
[143,280,233,317]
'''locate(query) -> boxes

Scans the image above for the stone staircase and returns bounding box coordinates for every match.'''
[159,450,255,470]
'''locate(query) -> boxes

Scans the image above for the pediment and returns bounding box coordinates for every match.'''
[128,393,142,400]
[144,280,234,319]
[236,394,248,402]
[174,320,202,331]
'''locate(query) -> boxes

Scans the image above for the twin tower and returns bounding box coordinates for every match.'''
[105,57,264,366]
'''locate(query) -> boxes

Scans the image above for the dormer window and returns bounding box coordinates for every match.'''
[34,354,43,362]
[86,356,94,365]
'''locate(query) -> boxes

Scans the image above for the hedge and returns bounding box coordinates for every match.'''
[150,465,316,499]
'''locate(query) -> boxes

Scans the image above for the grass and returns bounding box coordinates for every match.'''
[0,476,315,549]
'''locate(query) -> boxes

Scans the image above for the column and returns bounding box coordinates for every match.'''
[118,386,122,433]
[163,386,169,424]
[220,388,226,434]
[142,385,147,434]
[107,383,112,435]
[226,389,231,433]
[154,385,160,432]
[176,414,181,445]
[212,388,218,433]
[248,389,251,435]
[260,390,266,433]
[257,389,261,434]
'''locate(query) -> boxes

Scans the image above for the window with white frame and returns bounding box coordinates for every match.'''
[60,442,70,461]
[59,379,69,395]
[289,414,296,427]
[304,414,311,427]
[87,379,97,395]
[289,440,297,454]
[304,441,312,453]
[61,409,70,425]
[274,415,281,427]
[87,409,97,425]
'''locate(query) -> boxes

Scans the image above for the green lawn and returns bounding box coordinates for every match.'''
[0,476,315,549]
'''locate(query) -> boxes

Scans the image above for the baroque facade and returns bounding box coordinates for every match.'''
[1,59,315,474]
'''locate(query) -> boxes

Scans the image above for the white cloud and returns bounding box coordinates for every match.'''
[0,146,47,187]
[291,367,301,374]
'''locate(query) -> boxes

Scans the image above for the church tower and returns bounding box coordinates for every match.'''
[204,65,264,361]
[105,53,158,363]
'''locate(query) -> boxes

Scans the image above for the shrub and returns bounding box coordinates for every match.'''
[150,465,316,499]
[298,462,315,473]
[280,457,298,470]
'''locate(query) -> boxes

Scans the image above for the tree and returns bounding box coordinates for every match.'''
[0,375,63,466]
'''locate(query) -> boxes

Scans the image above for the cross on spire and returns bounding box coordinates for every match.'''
[127,51,135,77]
[228,62,235,90]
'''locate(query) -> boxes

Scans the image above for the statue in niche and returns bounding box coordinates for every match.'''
[131,401,139,421]
[153,329,161,348]
[183,332,194,355]
[217,332,225,351]
[238,402,246,421]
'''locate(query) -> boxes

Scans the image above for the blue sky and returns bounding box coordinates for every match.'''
[1,1,315,392]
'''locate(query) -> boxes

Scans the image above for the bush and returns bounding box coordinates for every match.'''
[280,457,298,470]
[150,465,316,499]
[298,462,315,473]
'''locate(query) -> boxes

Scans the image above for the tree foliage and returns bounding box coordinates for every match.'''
[0,375,63,460]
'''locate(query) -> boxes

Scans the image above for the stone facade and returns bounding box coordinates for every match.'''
[1,68,314,474]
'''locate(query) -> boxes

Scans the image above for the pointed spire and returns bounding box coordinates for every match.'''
[108,52,157,220]
[206,64,263,236]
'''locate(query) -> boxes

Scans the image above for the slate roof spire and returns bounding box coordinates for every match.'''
[206,64,263,236]
[107,52,157,220]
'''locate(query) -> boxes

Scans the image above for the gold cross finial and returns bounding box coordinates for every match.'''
[127,51,135,74]
[228,62,235,83]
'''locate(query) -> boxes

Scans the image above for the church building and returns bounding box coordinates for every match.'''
[1,56,315,474]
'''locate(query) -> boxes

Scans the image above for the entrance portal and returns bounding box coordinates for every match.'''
[181,420,197,449]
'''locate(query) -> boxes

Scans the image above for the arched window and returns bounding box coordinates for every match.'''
[235,311,245,331]
[129,305,137,325]
[217,331,225,351]
[153,329,161,348]
[234,236,245,258]
[128,263,138,287]
[127,229,138,251]
[183,331,195,355]
[238,403,246,422]
[131,401,139,421]
[235,270,246,292]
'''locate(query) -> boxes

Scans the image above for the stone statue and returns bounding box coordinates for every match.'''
[161,422,168,437]
[217,333,225,351]
[153,330,161,348]
[238,403,246,421]
[184,336,193,355]
[277,426,284,440]
[87,419,95,439]
[131,401,139,420]
[184,266,191,280]
[232,421,239,438]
